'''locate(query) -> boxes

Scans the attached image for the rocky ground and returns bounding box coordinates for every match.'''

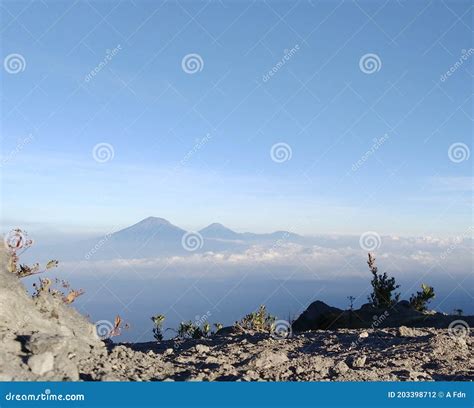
[78,327,473,381]
[1,248,472,382]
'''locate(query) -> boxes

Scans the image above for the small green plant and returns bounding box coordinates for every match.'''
[235,305,276,333]
[151,314,165,341]
[175,321,209,339]
[409,284,435,312]
[213,323,223,332]
[367,253,400,308]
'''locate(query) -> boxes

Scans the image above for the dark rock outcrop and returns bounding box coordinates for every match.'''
[292,299,474,332]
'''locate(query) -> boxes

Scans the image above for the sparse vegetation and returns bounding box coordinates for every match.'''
[367,253,400,308]
[151,315,165,341]
[32,277,85,304]
[235,305,276,333]
[109,315,128,338]
[5,229,84,305]
[409,284,435,312]
[347,296,355,311]
[176,321,212,339]
[5,229,58,278]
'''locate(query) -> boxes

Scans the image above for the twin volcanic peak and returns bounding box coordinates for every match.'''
[43,217,306,261]
[111,217,300,242]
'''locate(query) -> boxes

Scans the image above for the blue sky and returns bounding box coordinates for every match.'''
[1,0,472,236]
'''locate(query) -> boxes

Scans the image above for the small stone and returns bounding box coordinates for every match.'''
[397,326,419,337]
[332,361,350,375]
[195,344,210,354]
[351,355,367,368]
[295,366,305,375]
[242,369,258,381]
[163,348,174,356]
[358,331,369,339]
[27,352,54,375]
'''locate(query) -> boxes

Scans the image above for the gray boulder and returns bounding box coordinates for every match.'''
[0,248,104,380]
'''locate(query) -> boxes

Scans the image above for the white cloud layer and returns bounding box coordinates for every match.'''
[62,233,473,280]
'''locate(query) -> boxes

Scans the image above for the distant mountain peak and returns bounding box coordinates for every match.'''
[199,223,240,238]
[113,216,184,237]
[138,216,172,226]
[204,222,231,229]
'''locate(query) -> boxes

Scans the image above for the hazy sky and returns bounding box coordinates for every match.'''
[1,0,472,236]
